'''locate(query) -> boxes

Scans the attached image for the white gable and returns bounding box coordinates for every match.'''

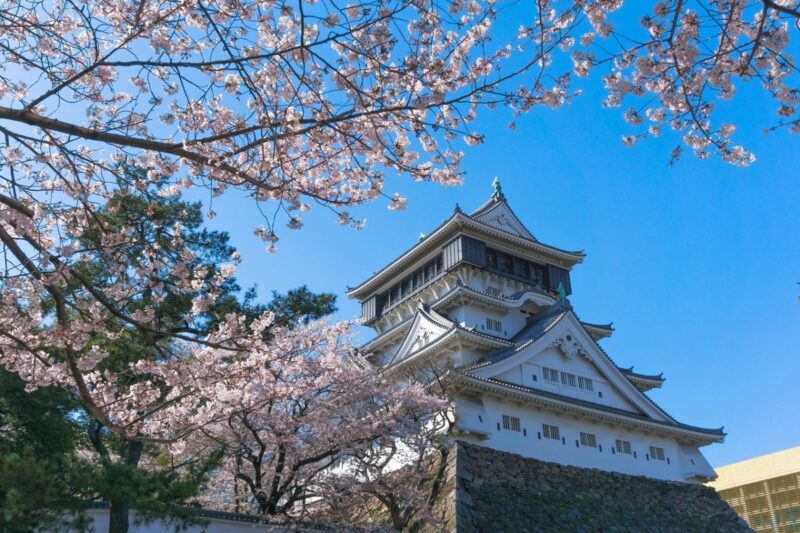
[470,312,670,422]
[472,201,536,241]
[386,307,453,366]
[495,345,639,413]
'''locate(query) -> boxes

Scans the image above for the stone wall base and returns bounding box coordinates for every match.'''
[430,441,751,533]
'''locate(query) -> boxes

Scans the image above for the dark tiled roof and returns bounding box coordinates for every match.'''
[506,286,552,300]
[346,209,460,295]
[462,301,571,370]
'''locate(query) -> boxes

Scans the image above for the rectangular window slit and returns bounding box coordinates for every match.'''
[578,376,594,391]
[560,371,577,387]
[543,367,559,383]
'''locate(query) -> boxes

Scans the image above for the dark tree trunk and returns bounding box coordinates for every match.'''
[107,440,144,533]
[108,499,130,533]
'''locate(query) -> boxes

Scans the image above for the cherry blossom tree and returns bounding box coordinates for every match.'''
[319,396,454,531]
[0,0,798,470]
[196,319,448,524]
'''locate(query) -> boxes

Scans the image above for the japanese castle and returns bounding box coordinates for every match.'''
[347,181,723,483]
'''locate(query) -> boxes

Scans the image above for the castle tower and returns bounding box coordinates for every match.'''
[347,182,722,483]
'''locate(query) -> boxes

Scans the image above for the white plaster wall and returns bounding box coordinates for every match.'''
[450,346,491,366]
[447,303,527,340]
[678,443,717,479]
[83,509,298,532]
[462,271,529,296]
[454,393,696,483]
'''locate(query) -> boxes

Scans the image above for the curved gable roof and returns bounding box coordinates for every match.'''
[464,304,674,423]
[469,192,538,241]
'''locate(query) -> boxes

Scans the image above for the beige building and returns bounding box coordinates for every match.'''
[709,446,800,532]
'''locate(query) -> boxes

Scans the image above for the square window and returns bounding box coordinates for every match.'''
[542,424,560,440]
[486,318,502,332]
[502,415,521,432]
[615,439,632,454]
[580,432,597,447]
[649,446,665,461]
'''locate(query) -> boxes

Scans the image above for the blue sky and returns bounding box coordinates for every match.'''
[193,11,800,468]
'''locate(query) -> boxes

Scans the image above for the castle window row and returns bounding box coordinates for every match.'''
[498,417,670,464]
[485,246,545,284]
[383,254,443,309]
[542,367,594,392]
[359,235,574,323]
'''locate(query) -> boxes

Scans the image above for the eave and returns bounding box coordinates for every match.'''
[451,373,724,445]
[581,321,614,340]
[620,367,665,392]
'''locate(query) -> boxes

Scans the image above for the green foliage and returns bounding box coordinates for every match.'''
[0,369,97,532]
[267,285,338,328]
[93,445,225,529]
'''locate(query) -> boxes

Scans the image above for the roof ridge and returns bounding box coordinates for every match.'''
[469,193,540,244]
